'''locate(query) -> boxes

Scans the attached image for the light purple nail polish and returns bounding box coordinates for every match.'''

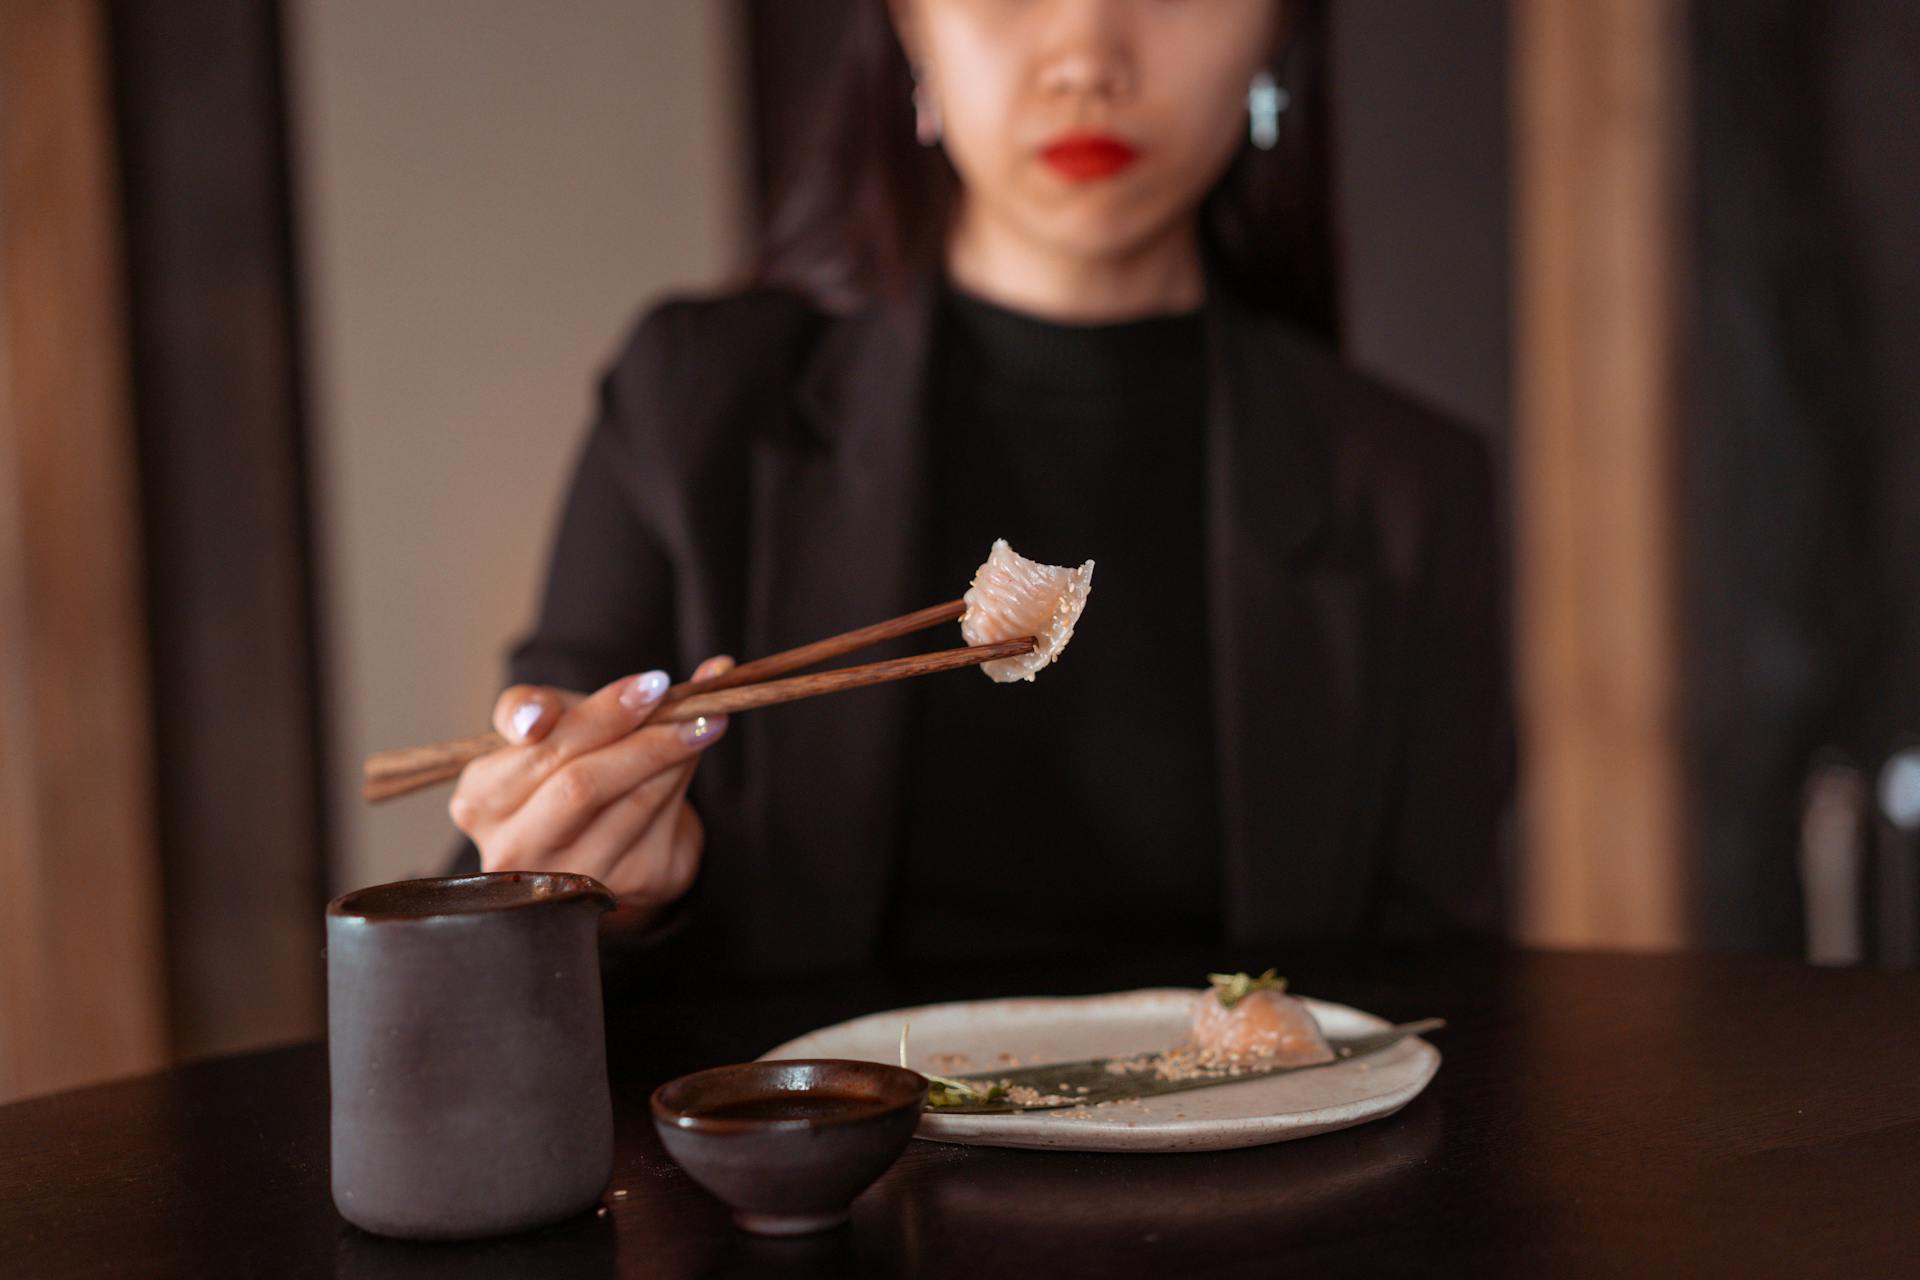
[508,701,544,742]
[620,670,670,711]
[679,714,728,746]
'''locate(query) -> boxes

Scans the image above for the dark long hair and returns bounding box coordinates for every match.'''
[754,0,1339,345]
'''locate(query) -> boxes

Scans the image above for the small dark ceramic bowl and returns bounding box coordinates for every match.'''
[651,1059,928,1236]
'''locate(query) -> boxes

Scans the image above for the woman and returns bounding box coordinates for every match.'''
[450,0,1512,972]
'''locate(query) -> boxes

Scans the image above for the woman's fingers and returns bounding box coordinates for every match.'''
[501,711,728,857]
[565,758,699,892]
[491,684,582,745]
[470,668,674,813]
[461,671,660,826]
[457,681,597,827]
[459,656,736,833]
[536,669,677,760]
[494,654,729,754]
[689,654,735,683]
[461,653,737,882]
[573,660,732,898]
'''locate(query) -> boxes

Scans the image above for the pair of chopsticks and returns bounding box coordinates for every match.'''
[361,599,1032,802]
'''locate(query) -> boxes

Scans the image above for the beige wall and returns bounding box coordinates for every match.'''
[286,1,749,892]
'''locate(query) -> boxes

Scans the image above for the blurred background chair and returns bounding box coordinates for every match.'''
[1872,747,1920,967]
[1798,747,1920,969]
[1799,761,1867,966]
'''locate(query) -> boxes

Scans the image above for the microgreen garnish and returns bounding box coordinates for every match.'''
[1206,968,1287,1009]
[900,1021,1006,1108]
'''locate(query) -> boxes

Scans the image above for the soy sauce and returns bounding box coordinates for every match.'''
[693,1091,885,1122]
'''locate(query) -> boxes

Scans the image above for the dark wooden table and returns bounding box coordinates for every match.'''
[3,947,1916,1278]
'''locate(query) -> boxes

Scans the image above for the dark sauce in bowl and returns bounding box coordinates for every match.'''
[653,1059,929,1135]
[690,1090,893,1124]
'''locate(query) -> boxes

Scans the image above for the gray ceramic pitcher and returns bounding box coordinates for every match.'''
[327,872,616,1240]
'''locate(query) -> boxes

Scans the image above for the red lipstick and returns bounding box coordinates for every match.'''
[1040,133,1140,182]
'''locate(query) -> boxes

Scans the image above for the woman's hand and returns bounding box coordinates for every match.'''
[449,656,733,927]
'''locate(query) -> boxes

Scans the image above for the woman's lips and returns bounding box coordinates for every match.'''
[1039,134,1141,182]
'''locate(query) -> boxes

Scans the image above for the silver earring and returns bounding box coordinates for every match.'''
[911,62,943,147]
[1248,70,1289,150]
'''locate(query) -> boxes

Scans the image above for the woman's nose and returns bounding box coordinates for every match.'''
[1036,3,1137,102]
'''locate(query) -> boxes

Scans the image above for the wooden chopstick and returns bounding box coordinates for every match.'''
[682,598,965,696]
[650,638,1032,722]
[362,598,983,803]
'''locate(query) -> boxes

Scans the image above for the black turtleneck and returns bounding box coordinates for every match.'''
[889,286,1220,963]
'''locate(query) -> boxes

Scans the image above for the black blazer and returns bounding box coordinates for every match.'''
[486,276,1513,972]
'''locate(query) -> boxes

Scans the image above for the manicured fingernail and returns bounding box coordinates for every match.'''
[620,670,670,711]
[508,701,544,742]
[679,714,728,746]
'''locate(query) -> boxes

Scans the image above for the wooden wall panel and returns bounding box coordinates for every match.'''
[0,0,168,1099]
[1512,0,1690,947]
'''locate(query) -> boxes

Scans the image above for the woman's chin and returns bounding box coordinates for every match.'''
[1020,212,1192,270]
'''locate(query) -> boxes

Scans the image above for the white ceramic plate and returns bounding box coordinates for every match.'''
[760,987,1441,1153]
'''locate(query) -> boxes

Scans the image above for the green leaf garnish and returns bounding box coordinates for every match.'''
[1206,968,1287,1009]
[926,1077,1006,1108]
[900,1021,1006,1108]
